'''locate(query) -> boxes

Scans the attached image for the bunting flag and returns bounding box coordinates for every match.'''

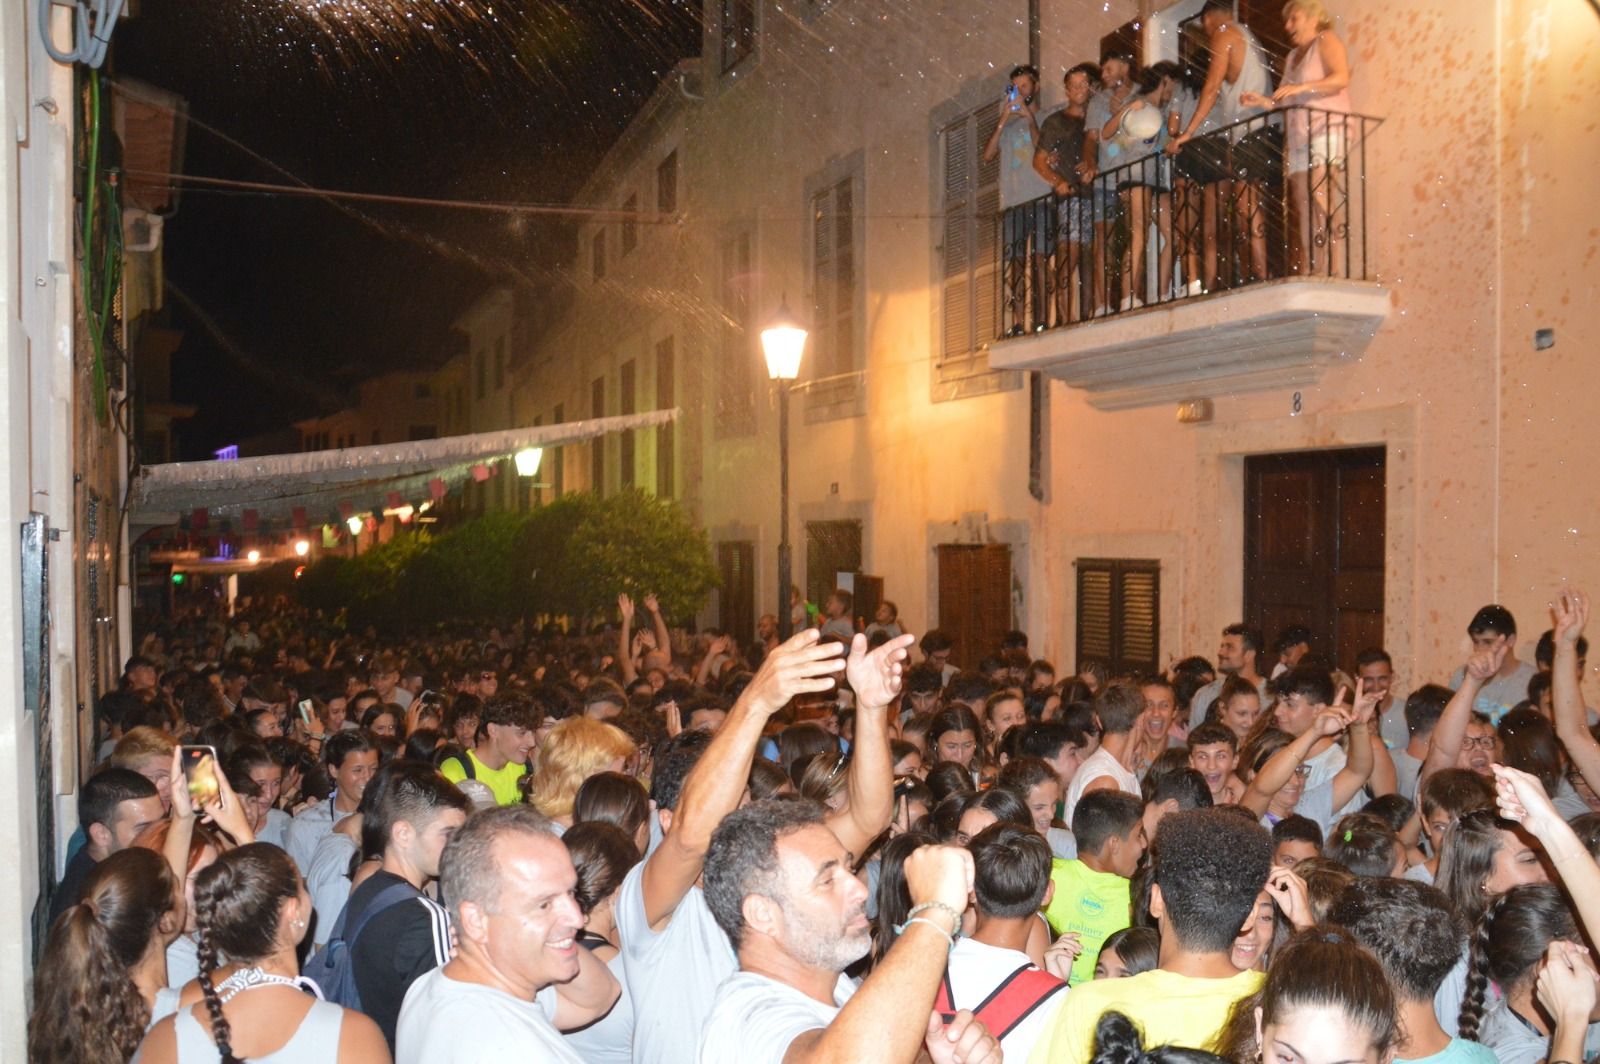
[386,491,404,510]
[471,463,492,483]
[429,478,447,501]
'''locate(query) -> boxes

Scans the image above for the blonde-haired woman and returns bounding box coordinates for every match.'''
[525,717,636,833]
[1243,0,1352,276]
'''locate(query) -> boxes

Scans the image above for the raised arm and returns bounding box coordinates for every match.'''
[1331,704,1375,811]
[639,630,846,929]
[828,633,916,859]
[1240,710,1347,816]
[1348,678,1394,799]
[617,594,637,684]
[1550,590,1600,793]
[644,593,671,662]
[1494,763,1600,944]
[783,845,999,1064]
[1418,643,1505,784]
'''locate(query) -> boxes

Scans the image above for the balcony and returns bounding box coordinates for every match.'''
[987,109,1389,411]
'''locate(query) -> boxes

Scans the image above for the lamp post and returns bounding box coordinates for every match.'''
[761,301,807,641]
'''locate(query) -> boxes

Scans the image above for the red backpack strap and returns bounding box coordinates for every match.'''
[967,964,1066,1040]
[933,969,957,1023]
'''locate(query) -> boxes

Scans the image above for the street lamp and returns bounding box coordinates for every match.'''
[761,300,807,640]
[514,447,544,477]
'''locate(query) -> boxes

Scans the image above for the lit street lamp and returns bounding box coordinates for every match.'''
[761,301,807,641]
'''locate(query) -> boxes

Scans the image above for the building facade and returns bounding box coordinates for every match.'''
[498,0,1600,691]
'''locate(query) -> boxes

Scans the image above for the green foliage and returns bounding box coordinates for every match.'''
[295,491,716,630]
[520,488,717,624]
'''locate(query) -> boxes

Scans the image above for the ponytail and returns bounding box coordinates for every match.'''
[195,922,240,1064]
[1457,890,1502,1042]
[27,849,176,1064]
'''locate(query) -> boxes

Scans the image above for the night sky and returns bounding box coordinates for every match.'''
[113,1,701,459]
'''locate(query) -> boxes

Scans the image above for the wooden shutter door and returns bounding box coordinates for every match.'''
[1077,558,1160,677]
[938,544,1012,671]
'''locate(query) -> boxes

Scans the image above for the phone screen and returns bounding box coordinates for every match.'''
[181,746,221,806]
[297,699,315,727]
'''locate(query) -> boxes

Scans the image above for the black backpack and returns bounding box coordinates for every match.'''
[303,882,417,1009]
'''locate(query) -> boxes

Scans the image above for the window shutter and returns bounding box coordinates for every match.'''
[973,108,1001,349]
[812,188,834,378]
[1076,559,1160,676]
[832,180,854,378]
[941,115,972,361]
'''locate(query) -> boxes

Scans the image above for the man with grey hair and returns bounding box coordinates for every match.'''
[394,805,620,1063]
[698,801,1002,1064]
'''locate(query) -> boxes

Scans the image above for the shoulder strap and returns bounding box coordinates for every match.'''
[344,881,422,949]
[933,969,957,1023]
[967,964,1066,1040]
[458,751,476,780]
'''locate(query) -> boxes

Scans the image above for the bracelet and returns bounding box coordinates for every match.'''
[897,916,956,950]
[902,900,962,937]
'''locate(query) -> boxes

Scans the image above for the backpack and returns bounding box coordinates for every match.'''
[933,963,1065,1040]
[303,881,419,1009]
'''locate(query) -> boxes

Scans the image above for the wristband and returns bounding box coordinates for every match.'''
[901,900,962,938]
[897,917,956,951]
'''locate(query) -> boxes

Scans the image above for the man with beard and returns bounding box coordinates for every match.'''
[699,803,1000,1064]
[1187,623,1268,730]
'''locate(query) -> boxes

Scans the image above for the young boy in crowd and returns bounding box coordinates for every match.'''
[1030,810,1273,1063]
[1041,790,1146,985]
[1186,722,1243,805]
[943,824,1068,1061]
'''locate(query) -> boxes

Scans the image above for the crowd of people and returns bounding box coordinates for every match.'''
[26,575,1600,1064]
[995,0,1354,331]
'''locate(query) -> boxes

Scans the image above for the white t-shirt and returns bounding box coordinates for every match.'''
[256,808,292,850]
[1303,741,1363,821]
[1063,746,1140,828]
[396,967,574,1064]
[943,938,1067,1062]
[1392,749,1423,803]
[615,860,737,1064]
[698,970,856,1064]
[284,800,355,877]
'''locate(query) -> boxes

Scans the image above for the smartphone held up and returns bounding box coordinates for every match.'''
[181,745,221,807]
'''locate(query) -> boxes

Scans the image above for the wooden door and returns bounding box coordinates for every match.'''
[937,544,1012,672]
[1244,448,1385,674]
[805,520,863,610]
[716,541,755,648]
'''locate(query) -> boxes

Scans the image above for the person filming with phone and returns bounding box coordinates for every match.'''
[984,63,1051,335]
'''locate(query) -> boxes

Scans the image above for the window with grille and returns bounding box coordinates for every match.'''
[657,151,678,214]
[717,232,755,436]
[939,103,1001,368]
[720,0,755,73]
[810,176,858,381]
[656,336,675,497]
[1075,558,1160,677]
[622,193,638,255]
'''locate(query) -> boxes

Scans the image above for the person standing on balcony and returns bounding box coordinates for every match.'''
[1164,0,1271,292]
[1241,0,1352,277]
[1034,62,1099,325]
[984,64,1051,335]
[1081,52,1138,317]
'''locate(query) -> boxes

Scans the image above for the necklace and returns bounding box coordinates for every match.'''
[213,966,325,1003]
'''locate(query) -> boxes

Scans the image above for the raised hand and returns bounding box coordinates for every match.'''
[925,1010,1002,1064]
[617,593,635,622]
[1492,762,1565,840]
[1536,940,1597,1027]
[1267,865,1314,930]
[1043,933,1082,980]
[1553,588,1590,648]
[642,593,661,615]
[846,632,916,712]
[1351,677,1380,727]
[1312,706,1354,738]
[903,843,975,916]
[741,629,847,718]
[1465,641,1509,683]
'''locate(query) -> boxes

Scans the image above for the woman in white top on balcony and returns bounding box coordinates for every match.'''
[1242,0,1352,277]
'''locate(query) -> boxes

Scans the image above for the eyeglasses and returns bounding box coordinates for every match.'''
[1462,736,1497,750]
[1291,764,1312,778]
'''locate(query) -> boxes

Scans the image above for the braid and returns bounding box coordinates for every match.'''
[1457,891,1505,1042]
[195,922,241,1064]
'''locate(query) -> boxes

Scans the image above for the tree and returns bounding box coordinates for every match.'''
[520,488,717,624]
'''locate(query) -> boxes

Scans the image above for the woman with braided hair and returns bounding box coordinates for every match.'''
[133,843,388,1063]
[28,848,183,1064]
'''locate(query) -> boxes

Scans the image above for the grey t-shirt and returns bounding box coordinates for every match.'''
[1448,661,1538,725]
[997,109,1051,209]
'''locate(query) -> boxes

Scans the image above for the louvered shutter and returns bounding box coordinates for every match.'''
[832,181,854,378]
[1076,559,1161,676]
[812,189,835,378]
[941,116,972,360]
